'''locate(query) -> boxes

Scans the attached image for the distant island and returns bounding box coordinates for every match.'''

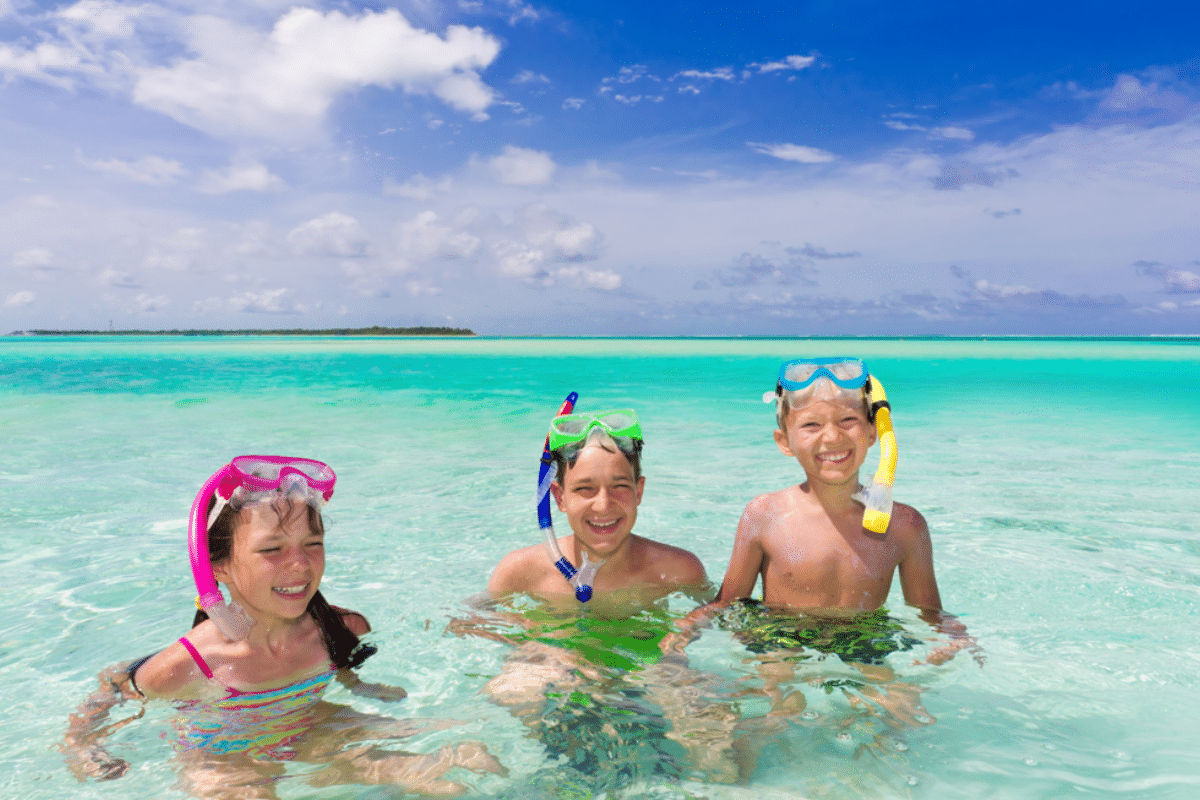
[10,326,475,336]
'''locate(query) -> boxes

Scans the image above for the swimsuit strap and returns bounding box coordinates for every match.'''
[178,636,216,680]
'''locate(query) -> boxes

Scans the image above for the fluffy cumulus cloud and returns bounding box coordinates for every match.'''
[0,5,504,141]
[488,145,556,185]
[397,210,482,261]
[286,212,371,257]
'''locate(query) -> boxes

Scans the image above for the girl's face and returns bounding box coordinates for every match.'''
[213,499,324,624]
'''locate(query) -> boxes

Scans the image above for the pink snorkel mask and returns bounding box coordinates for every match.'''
[188,455,337,640]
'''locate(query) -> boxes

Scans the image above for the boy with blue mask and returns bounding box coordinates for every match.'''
[706,359,978,679]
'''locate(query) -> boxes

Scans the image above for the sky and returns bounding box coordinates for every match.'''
[2,0,1199,335]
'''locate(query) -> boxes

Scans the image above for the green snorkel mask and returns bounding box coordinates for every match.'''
[548,409,643,453]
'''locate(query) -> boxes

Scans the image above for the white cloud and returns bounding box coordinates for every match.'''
[82,153,188,185]
[562,97,584,110]
[144,227,206,270]
[405,278,442,296]
[99,268,140,288]
[755,54,815,73]
[747,142,837,163]
[672,67,735,82]
[489,145,556,185]
[132,7,502,140]
[1100,73,1191,116]
[133,292,169,312]
[197,287,305,314]
[511,69,549,85]
[397,210,481,260]
[5,290,35,307]
[12,247,54,268]
[383,173,454,200]
[493,240,544,278]
[286,212,370,257]
[197,160,285,193]
[1136,261,1200,293]
[553,265,621,290]
[885,119,926,131]
[931,126,975,141]
[58,1,143,39]
[0,42,83,86]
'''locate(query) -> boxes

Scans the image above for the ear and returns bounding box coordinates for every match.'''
[211,560,231,585]
[867,419,878,447]
[774,427,795,457]
[549,481,564,511]
[635,476,645,505]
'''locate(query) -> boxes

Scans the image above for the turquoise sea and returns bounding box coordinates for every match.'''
[3,335,1200,799]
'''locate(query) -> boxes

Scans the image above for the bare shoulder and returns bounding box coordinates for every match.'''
[487,542,552,595]
[131,637,206,699]
[739,488,788,527]
[634,536,707,586]
[889,502,930,543]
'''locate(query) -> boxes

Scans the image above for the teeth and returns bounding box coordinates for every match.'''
[274,584,307,595]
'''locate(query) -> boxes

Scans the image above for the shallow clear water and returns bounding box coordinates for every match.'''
[3,336,1199,799]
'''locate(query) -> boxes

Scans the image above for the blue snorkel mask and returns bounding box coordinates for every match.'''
[767,358,898,534]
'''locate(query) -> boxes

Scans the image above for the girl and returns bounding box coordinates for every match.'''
[65,455,502,798]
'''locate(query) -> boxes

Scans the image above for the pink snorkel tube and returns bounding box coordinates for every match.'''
[188,455,336,641]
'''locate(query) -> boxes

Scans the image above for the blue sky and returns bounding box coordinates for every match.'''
[2,0,1199,335]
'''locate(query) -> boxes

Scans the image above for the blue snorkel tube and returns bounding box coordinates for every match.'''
[536,391,604,602]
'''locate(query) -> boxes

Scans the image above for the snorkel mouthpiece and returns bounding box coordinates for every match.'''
[536,392,605,603]
[852,376,897,534]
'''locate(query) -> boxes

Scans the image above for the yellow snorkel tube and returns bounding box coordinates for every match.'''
[853,376,896,534]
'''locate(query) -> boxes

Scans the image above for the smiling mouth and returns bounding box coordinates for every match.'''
[817,450,852,464]
[273,583,309,597]
[587,519,621,534]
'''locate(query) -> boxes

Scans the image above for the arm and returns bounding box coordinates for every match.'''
[716,500,768,602]
[895,506,983,666]
[895,505,942,612]
[63,662,145,781]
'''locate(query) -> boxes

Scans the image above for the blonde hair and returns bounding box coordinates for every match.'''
[775,377,870,430]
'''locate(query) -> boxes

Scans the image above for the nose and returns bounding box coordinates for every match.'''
[285,544,314,572]
[591,486,613,511]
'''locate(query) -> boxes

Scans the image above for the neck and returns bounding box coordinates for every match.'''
[802,472,863,511]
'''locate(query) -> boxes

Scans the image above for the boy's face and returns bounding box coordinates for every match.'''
[550,444,645,560]
[775,397,876,487]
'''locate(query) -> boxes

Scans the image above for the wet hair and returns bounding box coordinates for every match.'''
[552,428,643,484]
[775,377,871,431]
[194,496,376,669]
